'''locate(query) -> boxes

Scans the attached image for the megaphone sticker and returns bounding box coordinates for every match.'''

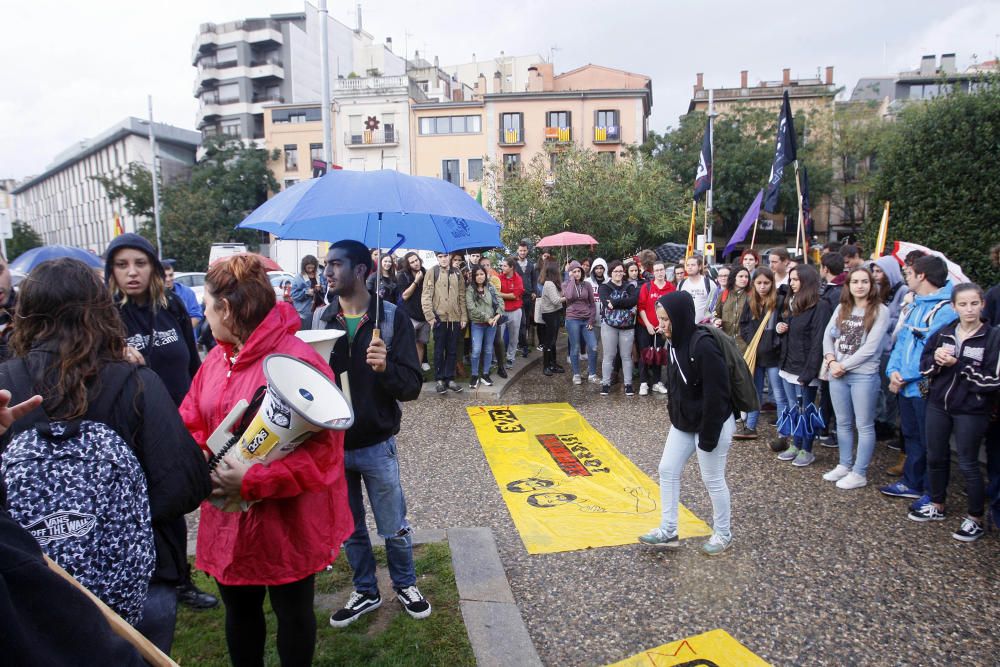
[264,386,292,429]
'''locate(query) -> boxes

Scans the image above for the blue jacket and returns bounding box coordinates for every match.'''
[886,282,957,398]
[290,273,327,319]
[172,283,202,320]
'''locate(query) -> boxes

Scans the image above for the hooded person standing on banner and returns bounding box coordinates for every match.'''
[639,291,736,556]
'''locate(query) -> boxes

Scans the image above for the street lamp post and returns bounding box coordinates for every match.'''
[147,95,163,259]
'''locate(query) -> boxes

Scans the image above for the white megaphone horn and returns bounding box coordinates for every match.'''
[206,353,354,511]
[295,328,345,362]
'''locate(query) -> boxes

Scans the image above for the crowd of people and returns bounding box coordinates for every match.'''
[0,231,998,663]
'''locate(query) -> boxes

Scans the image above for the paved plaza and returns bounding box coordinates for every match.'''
[397,366,1000,666]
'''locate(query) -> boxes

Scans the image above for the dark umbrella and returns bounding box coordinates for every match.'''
[654,242,689,264]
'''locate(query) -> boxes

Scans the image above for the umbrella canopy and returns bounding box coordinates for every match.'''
[10,245,104,273]
[211,252,282,272]
[654,242,690,264]
[891,241,970,284]
[535,231,598,247]
[237,169,501,253]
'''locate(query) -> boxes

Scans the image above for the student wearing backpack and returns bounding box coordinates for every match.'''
[0,258,210,651]
[638,291,736,556]
[821,267,890,489]
[738,267,786,443]
[181,255,353,667]
[105,233,219,616]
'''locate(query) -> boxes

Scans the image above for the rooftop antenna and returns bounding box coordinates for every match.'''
[405,29,413,63]
[549,44,560,66]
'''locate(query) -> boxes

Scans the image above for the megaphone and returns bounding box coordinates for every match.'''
[295,328,345,362]
[206,353,354,511]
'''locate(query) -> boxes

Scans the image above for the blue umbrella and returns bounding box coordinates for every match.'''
[236,169,502,253]
[10,245,104,273]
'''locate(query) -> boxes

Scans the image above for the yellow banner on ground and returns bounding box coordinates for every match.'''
[607,629,771,666]
[467,403,710,554]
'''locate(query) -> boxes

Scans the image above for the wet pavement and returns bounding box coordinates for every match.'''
[396,356,1000,666]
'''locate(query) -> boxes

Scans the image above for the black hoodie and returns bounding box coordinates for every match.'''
[659,292,732,451]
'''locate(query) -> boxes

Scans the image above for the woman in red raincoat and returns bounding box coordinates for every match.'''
[180,255,352,667]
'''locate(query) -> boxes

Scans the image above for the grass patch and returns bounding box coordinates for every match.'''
[173,543,474,666]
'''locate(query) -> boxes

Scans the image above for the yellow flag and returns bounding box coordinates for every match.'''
[686,201,697,259]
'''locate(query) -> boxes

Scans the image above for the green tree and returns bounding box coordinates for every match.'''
[6,220,43,260]
[93,162,155,219]
[485,145,687,261]
[868,77,1000,285]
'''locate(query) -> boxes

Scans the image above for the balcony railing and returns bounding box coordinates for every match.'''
[345,129,398,146]
[593,126,621,143]
[252,93,285,103]
[334,76,409,93]
[499,128,524,145]
[544,126,572,143]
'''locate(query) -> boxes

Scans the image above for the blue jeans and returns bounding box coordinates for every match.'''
[343,437,415,594]
[470,322,497,376]
[135,582,177,654]
[565,318,597,376]
[898,395,928,493]
[828,372,880,476]
[782,378,818,452]
[657,416,736,537]
[747,366,787,430]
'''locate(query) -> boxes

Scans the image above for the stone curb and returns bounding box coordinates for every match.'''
[418,341,568,400]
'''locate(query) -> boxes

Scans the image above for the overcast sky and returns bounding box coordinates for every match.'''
[3,0,999,180]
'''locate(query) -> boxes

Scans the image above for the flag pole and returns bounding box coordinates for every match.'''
[686,201,697,259]
[749,215,759,250]
[793,160,805,263]
[706,88,714,250]
[875,201,890,256]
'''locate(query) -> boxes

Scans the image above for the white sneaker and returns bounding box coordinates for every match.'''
[822,464,851,482]
[580,353,588,361]
[572,374,582,385]
[651,382,668,394]
[836,472,868,490]
[639,383,649,396]
[588,374,601,384]
[420,362,431,372]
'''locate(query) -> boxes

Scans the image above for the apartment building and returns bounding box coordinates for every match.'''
[11,118,199,252]
[688,67,837,118]
[851,53,997,115]
[410,62,652,199]
[444,52,546,96]
[193,3,404,143]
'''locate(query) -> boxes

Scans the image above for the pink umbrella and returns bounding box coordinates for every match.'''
[536,231,598,247]
[891,241,969,284]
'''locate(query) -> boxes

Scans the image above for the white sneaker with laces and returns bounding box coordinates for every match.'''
[588,374,601,384]
[639,383,649,396]
[836,472,868,490]
[822,464,851,482]
[651,382,668,394]
[572,374,583,385]
[396,585,431,619]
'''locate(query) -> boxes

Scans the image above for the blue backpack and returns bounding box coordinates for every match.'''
[0,363,155,625]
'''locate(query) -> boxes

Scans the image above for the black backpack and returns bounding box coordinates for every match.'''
[689,325,760,414]
[0,362,155,625]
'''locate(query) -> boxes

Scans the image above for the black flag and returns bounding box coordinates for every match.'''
[763,90,797,213]
[693,117,712,202]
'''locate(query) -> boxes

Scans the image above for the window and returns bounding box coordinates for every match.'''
[310,143,323,163]
[500,113,523,144]
[501,112,522,131]
[598,151,615,165]
[283,178,298,190]
[349,115,363,144]
[383,113,396,142]
[216,46,237,66]
[594,109,621,142]
[546,111,570,128]
[217,82,239,103]
[418,115,482,135]
[272,107,322,123]
[442,160,460,186]
[220,119,240,137]
[284,144,298,170]
[468,158,483,182]
[503,153,521,174]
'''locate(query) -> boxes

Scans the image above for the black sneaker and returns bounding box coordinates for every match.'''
[469,375,479,389]
[496,365,508,379]
[624,384,635,396]
[396,585,431,619]
[436,381,447,394]
[329,590,382,628]
[448,380,464,392]
[816,433,838,448]
[953,517,985,542]
[600,384,610,396]
[481,374,494,386]
[176,580,219,610]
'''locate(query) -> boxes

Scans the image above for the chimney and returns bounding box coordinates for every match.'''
[825,66,834,85]
[740,70,748,88]
[941,53,956,74]
[492,71,502,93]
[527,66,542,92]
[453,88,464,102]
[537,62,554,91]
[782,68,791,85]
[475,73,487,97]
[434,55,439,69]
[920,54,936,76]
[695,72,704,90]
[356,4,362,32]
[414,50,420,61]
[385,37,392,52]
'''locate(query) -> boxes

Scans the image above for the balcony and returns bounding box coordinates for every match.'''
[191,19,283,63]
[345,129,398,147]
[252,92,285,104]
[544,126,572,143]
[593,126,621,144]
[248,60,284,80]
[334,76,410,96]
[499,128,524,146]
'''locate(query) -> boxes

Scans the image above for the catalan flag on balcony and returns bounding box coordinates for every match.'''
[363,129,375,144]
[557,127,570,142]
[505,129,520,144]
[595,127,607,142]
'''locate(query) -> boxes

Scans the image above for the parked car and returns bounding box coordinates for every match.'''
[173,272,207,302]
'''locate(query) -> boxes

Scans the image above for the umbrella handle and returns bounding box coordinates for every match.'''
[372,328,381,343]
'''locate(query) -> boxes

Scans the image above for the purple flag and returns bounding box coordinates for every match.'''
[724,189,764,257]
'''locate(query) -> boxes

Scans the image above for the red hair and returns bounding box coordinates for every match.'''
[205,254,276,342]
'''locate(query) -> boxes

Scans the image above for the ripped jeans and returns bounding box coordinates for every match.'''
[344,436,415,594]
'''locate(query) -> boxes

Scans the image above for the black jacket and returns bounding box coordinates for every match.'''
[117,291,201,407]
[598,281,638,328]
[0,507,146,666]
[660,292,732,452]
[0,353,211,584]
[739,301,782,368]
[515,259,536,298]
[323,294,423,450]
[396,269,427,322]
[921,321,1000,415]
[778,300,831,385]
[984,284,1000,327]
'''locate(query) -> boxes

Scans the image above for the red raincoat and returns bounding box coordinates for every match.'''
[181,302,352,585]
